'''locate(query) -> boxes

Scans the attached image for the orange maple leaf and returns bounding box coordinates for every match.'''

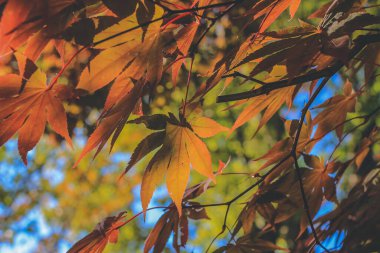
[123,113,227,215]
[74,77,143,167]
[231,66,298,134]
[248,0,302,33]
[141,122,215,215]
[0,69,72,164]
[67,212,127,253]
[312,81,356,140]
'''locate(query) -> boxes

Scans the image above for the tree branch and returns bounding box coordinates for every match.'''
[290,77,331,253]
[93,0,244,48]
[217,34,380,103]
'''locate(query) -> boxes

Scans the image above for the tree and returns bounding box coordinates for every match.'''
[0,0,379,252]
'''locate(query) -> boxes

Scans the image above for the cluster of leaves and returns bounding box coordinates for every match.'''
[0,0,380,252]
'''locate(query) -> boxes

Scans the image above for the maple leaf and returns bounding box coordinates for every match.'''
[141,122,215,215]
[322,6,380,39]
[359,44,380,84]
[74,77,143,166]
[144,175,215,253]
[188,116,229,138]
[231,66,298,134]
[297,154,338,236]
[0,74,23,97]
[77,6,165,93]
[247,0,303,33]
[231,85,296,134]
[254,114,313,183]
[123,113,226,215]
[171,21,199,87]
[313,170,380,252]
[0,69,72,164]
[144,208,189,253]
[312,80,356,140]
[191,33,271,101]
[238,153,337,238]
[144,210,177,253]
[168,0,213,86]
[175,22,199,56]
[0,0,78,58]
[122,130,166,176]
[353,128,379,169]
[238,26,327,79]
[233,187,288,236]
[72,7,174,164]
[67,211,127,253]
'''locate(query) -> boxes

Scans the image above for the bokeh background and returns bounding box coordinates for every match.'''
[1,0,379,252]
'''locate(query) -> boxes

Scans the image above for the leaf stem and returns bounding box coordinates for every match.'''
[47,46,87,90]
[115,206,171,230]
[182,57,194,118]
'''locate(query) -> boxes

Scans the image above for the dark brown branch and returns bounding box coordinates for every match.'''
[93,0,243,48]
[186,153,292,210]
[290,77,332,253]
[218,66,338,102]
[157,0,239,14]
[171,1,239,14]
[217,34,380,103]
[223,71,268,85]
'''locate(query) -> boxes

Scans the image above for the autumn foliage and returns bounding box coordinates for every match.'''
[0,0,380,252]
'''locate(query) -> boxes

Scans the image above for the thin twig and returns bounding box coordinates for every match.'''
[327,105,380,161]
[182,57,195,117]
[46,1,243,92]
[191,0,254,55]
[161,0,239,14]
[47,46,87,89]
[290,77,332,253]
[217,34,380,103]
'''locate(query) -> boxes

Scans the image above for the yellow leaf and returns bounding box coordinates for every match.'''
[93,16,140,49]
[77,25,166,93]
[141,149,169,213]
[93,6,164,48]
[0,69,71,164]
[74,84,143,167]
[139,121,215,216]
[183,128,215,180]
[76,42,135,93]
[166,125,190,216]
[231,86,295,134]
[189,116,229,138]
[77,5,165,93]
